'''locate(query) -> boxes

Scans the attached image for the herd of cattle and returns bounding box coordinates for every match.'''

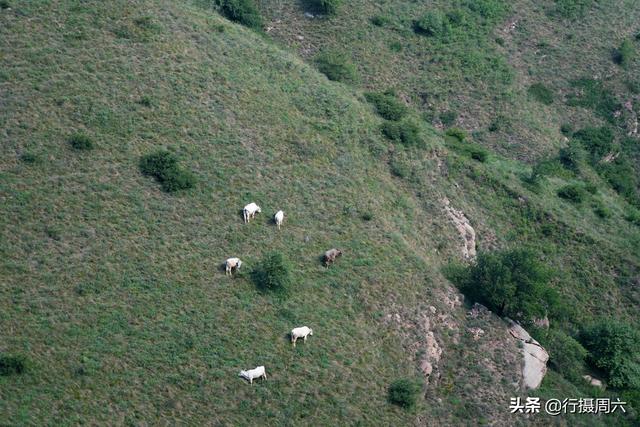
[232,203,339,384]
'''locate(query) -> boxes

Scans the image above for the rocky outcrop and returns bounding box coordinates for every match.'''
[442,198,476,259]
[583,375,604,388]
[507,319,549,389]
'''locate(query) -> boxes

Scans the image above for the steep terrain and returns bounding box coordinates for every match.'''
[1,0,639,426]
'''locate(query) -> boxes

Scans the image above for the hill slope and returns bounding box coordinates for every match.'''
[1,0,639,425]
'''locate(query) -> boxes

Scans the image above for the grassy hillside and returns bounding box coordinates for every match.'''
[1,0,639,425]
[0,0,494,425]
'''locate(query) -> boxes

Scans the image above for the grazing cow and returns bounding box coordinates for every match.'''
[323,248,342,267]
[239,366,266,384]
[274,210,284,230]
[290,326,313,346]
[243,203,261,223]
[225,257,242,275]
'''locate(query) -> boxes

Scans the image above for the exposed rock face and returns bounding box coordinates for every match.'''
[583,375,604,388]
[507,319,549,389]
[442,198,476,259]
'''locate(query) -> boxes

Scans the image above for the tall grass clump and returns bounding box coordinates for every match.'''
[68,133,94,150]
[381,120,422,147]
[315,51,358,83]
[388,378,420,408]
[139,151,196,193]
[613,39,634,66]
[0,354,27,376]
[364,92,408,121]
[251,252,292,295]
[557,184,587,204]
[307,0,342,16]
[528,83,554,105]
[218,0,263,30]
[413,10,451,38]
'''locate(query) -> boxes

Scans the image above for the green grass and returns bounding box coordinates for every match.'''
[2,0,640,425]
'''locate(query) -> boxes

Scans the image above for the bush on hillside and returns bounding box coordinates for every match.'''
[0,354,27,376]
[488,114,512,132]
[251,252,292,295]
[381,120,422,147]
[20,152,41,164]
[566,79,620,123]
[598,158,640,206]
[613,39,634,67]
[445,127,467,142]
[414,10,451,38]
[557,184,587,204]
[551,0,594,19]
[528,83,554,105]
[560,123,573,136]
[139,151,196,193]
[370,15,391,27]
[364,92,408,121]
[315,51,358,83]
[307,0,342,16]
[535,329,587,382]
[448,249,556,324]
[581,320,640,389]
[388,378,420,408]
[68,133,94,150]
[573,126,614,163]
[439,110,457,126]
[219,0,263,30]
[625,208,640,226]
[558,141,585,172]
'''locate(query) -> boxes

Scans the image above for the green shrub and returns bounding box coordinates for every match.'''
[388,41,402,52]
[560,123,573,136]
[535,329,587,382]
[552,0,594,19]
[361,212,373,221]
[219,0,263,30]
[364,92,408,121]
[381,120,422,146]
[488,115,511,132]
[68,133,94,150]
[558,141,585,172]
[388,378,420,408]
[138,95,153,107]
[557,184,587,204]
[627,80,640,94]
[440,111,457,127]
[593,203,611,219]
[581,320,640,389]
[469,147,488,162]
[445,127,467,142]
[597,158,640,205]
[414,10,451,38]
[0,354,27,376]
[370,15,390,27]
[251,252,292,295]
[566,79,620,123]
[613,39,634,67]
[315,51,358,83]
[573,126,614,163]
[306,0,342,16]
[625,208,640,226]
[528,83,554,105]
[20,152,41,164]
[139,151,196,193]
[448,249,555,324]
[0,1,10,9]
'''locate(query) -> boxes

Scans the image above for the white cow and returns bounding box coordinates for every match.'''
[239,366,266,384]
[225,257,242,275]
[290,326,313,346]
[243,202,261,223]
[274,210,284,230]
